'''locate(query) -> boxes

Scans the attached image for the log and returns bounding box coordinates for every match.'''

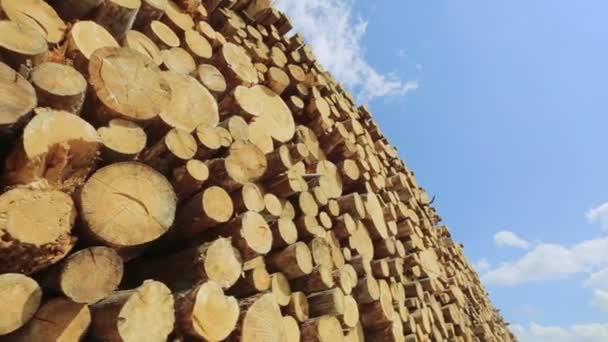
[53,0,103,21]
[133,0,167,29]
[307,288,345,317]
[0,274,42,335]
[94,0,141,40]
[30,62,86,114]
[6,297,90,341]
[89,280,175,341]
[0,21,47,71]
[174,281,240,341]
[219,85,295,143]
[88,46,171,126]
[231,293,286,342]
[270,217,298,248]
[226,266,270,297]
[139,128,197,173]
[162,0,194,33]
[155,71,218,135]
[232,182,265,213]
[67,21,119,73]
[172,185,234,238]
[300,315,344,342]
[40,246,123,304]
[219,115,250,141]
[339,295,360,328]
[0,189,76,274]
[128,237,242,289]
[217,211,272,260]
[78,162,177,250]
[161,47,196,75]
[183,29,212,62]
[213,42,258,87]
[206,140,267,192]
[171,159,209,199]
[266,241,313,279]
[291,265,334,294]
[123,30,163,66]
[197,63,227,98]
[283,291,309,322]
[1,0,67,44]
[4,108,100,191]
[145,20,180,49]
[283,315,301,342]
[98,119,147,163]
[270,272,291,306]
[0,62,37,139]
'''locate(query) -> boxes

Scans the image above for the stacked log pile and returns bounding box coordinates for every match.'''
[0,0,514,341]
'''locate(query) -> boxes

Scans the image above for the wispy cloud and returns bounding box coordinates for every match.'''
[482,237,608,286]
[473,258,491,272]
[586,202,608,230]
[592,289,608,313]
[511,322,608,342]
[494,230,531,249]
[275,0,418,102]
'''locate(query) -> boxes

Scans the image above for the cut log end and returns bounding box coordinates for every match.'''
[79,162,177,248]
[0,274,42,336]
[0,188,76,274]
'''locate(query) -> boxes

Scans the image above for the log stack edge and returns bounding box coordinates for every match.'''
[0,0,515,341]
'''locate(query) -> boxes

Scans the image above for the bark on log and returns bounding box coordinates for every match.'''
[53,0,103,21]
[172,185,234,238]
[30,62,86,114]
[226,266,270,297]
[0,21,47,72]
[266,241,313,279]
[94,0,141,41]
[133,0,167,29]
[171,159,209,199]
[127,237,241,289]
[98,119,147,163]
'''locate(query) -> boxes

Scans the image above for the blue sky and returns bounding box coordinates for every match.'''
[277,1,608,341]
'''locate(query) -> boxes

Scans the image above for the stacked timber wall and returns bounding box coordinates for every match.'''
[0,0,515,341]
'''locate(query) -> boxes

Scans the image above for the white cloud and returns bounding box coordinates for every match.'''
[473,258,491,272]
[494,230,530,249]
[512,322,608,342]
[585,268,608,290]
[592,289,608,312]
[275,0,418,102]
[482,237,608,286]
[586,202,608,230]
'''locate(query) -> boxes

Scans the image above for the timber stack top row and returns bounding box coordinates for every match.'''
[0,0,514,341]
